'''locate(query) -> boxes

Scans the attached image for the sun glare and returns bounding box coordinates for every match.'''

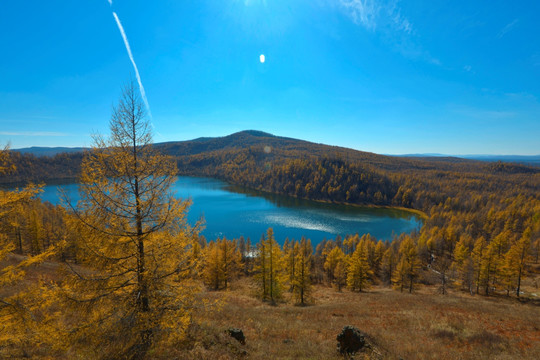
[260,54,265,63]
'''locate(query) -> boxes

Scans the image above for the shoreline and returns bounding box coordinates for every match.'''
[222,180,428,221]
[10,174,428,225]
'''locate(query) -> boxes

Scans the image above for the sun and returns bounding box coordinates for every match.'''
[260,54,265,63]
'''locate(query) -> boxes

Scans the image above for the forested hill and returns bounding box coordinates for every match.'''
[2,130,538,188]
[0,129,457,186]
[158,130,491,171]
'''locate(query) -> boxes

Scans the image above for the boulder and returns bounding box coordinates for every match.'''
[227,328,246,345]
[336,326,366,355]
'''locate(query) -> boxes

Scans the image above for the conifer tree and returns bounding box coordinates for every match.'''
[238,236,252,275]
[255,228,285,304]
[453,237,474,293]
[324,246,346,285]
[471,236,487,295]
[504,228,531,297]
[0,146,48,358]
[373,240,386,277]
[479,241,499,296]
[220,237,241,289]
[48,83,201,359]
[381,247,397,285]
[343,234,359,255]
[266,228,285,304]
[393,257,408,293]
[347,240,373,292]
[285,238,297,292]
[255,233,268,299]
[203,240,222,290]
[393,236,420,293]
[532,237,540,264]
[292,237,312,305]
[28,209,42,256]
[334,261,348,291]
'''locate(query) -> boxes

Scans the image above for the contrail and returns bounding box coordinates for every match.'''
[112,12,152,119]
[107,0,113,6]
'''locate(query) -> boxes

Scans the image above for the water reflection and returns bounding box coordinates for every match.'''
[224,183,417,221]
[37,176,422,245]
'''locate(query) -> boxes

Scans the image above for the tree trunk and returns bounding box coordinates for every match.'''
[133,124,151,357]
[16,227,22,254]
[516,267,522,298]
[269,240,274,305]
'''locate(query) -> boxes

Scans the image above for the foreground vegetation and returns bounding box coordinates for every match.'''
[188,278,540,360]
[1,84,204,359]
[2,256,539,359]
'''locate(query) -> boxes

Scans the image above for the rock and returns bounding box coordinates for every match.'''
[336,325,366,355]
[227,328,246,345]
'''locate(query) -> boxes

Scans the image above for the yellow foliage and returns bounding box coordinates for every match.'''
[347,240,373,292]
[39,83,203,358]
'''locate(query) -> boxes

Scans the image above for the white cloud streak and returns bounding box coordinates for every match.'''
[389,6,412,34]
[338,0,413,34]
[112,12,152,119]
[107,0,113,6]
[497,19,519,38]
[339,0,378,29]
[0,131,70,136]
[337,1,442,65]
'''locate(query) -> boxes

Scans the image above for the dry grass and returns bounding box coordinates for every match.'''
[2,256,540,359]
[188,278,540,360]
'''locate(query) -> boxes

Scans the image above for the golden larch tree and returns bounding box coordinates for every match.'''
[347,239,373,292]
[292,237,312,305]
[0,146,49,358]
[202,240,222,290]
[504,227,532,297]
[323,245,346,285]
[46,83,202,359]
[219,237,240,289]
[255,228,285,304]
[393,236,420,293]
[284,238,297,292]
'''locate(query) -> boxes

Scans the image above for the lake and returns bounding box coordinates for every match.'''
[39,176,422,246]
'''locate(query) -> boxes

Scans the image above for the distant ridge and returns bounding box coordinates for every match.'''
[392,153,540,166]
[459,154,540,165]
[12,146,88,157]
[11,130,540,167]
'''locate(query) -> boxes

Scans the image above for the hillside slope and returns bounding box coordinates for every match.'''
[2,131,538,213]
[6,130,537,185]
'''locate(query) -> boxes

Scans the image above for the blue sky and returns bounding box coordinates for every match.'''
[1,0,539,155]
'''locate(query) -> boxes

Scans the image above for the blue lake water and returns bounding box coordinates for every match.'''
[39,176,421,246]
